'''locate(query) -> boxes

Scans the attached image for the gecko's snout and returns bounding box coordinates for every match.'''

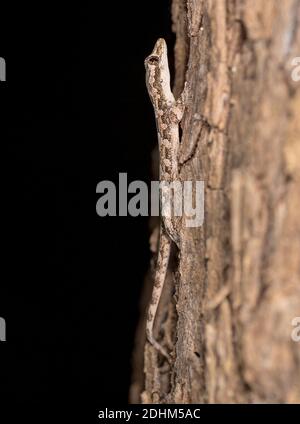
[152,38,167,56]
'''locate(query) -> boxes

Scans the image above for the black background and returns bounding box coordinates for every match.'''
[0,1,174,405]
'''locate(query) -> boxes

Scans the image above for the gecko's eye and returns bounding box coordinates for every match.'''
[146,55,159,65]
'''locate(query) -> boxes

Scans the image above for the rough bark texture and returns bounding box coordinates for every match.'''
[131,0,300,404]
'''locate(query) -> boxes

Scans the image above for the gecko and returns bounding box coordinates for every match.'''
[144,38,188,361]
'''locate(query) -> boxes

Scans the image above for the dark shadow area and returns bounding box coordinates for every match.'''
[0,2,174,406]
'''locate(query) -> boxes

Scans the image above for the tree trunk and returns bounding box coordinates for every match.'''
[131,0,300,404]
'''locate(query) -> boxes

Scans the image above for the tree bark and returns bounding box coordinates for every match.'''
[131,0,300,404]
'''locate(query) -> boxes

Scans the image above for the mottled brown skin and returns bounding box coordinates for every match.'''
[144,39,187,361]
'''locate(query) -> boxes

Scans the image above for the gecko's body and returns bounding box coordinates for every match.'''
[144,39,187,361]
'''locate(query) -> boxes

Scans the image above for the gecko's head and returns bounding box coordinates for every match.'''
[145,38,172,104]
[145,38,168,67]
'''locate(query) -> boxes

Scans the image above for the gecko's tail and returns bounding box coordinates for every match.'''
[146,228,172,363]
[146,330,171,363]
